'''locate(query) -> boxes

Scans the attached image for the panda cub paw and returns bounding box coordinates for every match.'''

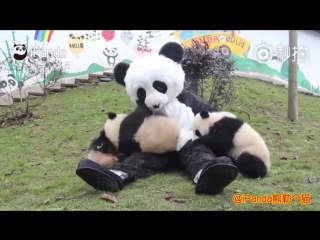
[176,129,194,151]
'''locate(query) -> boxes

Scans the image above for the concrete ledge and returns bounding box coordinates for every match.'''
[24,85,44,95]
[61,83,79,88]
[232,71,317,96]
[273,83,286,87]
[10,88,28,99]
[0,94,13,106]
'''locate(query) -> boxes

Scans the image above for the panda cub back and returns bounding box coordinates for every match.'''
[107,104,180,156]
[121,104,180,154]
[134,112,180,154]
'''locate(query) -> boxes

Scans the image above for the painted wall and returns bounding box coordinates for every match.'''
[0,30,319,95]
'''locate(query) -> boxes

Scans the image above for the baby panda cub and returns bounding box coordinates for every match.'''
[191,111,271,178]
[86,111,128,168]
[107,103,180,156]
[86,129,120,168]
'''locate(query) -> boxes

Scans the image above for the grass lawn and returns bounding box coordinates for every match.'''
[0,77,319,211]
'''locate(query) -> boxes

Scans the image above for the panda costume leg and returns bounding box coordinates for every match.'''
[77,151,180,191]
[174,91,239,194]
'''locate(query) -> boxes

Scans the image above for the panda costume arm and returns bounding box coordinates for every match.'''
[177,90,219,115]
[161,90,219,131]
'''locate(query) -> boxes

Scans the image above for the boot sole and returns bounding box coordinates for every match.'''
[195,163,238,195]
[76,168,121,192]
[76,159,123,192]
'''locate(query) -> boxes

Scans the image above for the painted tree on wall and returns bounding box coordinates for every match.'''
[0,31,69,126]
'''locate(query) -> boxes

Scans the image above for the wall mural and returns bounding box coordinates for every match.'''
[120,30,133,46]
[0,30,319,95]
[85,30,102,48]
[103,47,118,67]
[34,30,54,49]
[173,30,251,58]
[146,30,161,38]
[0,31,65,95]
[68,33,84,58]
[172,30,319,94]
[133,35,155,57]
[102,30,115,42]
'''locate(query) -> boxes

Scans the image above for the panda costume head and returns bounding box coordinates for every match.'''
[113,42,185,112]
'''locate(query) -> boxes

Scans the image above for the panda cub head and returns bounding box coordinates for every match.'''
[12,44,28,61]
[192,111,237,139]
[87,112,127,168]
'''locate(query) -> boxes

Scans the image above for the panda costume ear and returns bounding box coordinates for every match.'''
[200,111,209,119]
[113,62,130,86]
[14,44,17,47]
[159,42,184,63]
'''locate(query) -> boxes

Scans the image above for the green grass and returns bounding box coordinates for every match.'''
[1,78,320,211]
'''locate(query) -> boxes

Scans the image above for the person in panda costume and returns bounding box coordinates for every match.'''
[76,42,264,195]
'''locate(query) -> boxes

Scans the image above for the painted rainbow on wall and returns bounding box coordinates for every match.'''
[34,30,54,42]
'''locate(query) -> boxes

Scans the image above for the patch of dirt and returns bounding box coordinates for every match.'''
[0,112,37,129]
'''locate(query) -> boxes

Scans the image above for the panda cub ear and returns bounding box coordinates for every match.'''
[113,62,130,86]
[159,42,184,63]
[108,112,117,119]
[199,111,209,119]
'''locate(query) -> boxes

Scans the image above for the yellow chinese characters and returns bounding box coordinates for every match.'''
[233,193,311,204]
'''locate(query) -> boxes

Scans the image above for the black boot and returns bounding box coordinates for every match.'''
[179,142,239,195]
[195,156,239,195]
[76,159,125,191]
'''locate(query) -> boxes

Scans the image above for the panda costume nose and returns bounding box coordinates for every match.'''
[153,104,160,109]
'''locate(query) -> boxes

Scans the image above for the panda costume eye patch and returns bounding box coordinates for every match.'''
[153,80,167,94]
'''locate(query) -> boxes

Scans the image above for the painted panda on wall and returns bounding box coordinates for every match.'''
[103,47,118,67]
[12,44,28,61]
[0,74,19,95]
[191,110,271,178]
